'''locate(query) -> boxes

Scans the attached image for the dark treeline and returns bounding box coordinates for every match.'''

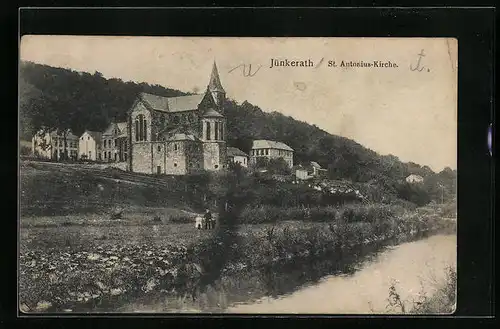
[19,61,456,205]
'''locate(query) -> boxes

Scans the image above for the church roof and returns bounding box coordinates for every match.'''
[208,61,225,93]
[202,108,224,118]
[252,140,294,151]
[166,133,199,142]
[227,147,248,157]
[139,92,205,113]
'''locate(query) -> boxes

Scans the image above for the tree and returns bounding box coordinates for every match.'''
[396,182,431,206]
[267,158,291,175]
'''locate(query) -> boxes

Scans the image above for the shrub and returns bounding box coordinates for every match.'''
[168,213,193,224]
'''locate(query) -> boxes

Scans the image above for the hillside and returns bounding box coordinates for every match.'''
[18,61,456,203]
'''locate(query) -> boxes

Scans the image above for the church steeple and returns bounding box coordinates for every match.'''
[207,61,225,110]
[208,61,225,93]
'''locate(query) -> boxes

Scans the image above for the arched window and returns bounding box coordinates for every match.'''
[135,117,140,141]
[206,121,211,140]
[135,114,147,141]
[214,122,219,140]
[220,123,224,141]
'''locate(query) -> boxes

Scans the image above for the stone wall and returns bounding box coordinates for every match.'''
[131,142,152,174]
[203,141,226,171]
[185,141,204,174]
[152,142,166,174]
[165,141,188,175]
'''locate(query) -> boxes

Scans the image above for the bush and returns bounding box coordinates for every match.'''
[168,213,193,224]
[396,182,431,206]
[336,203,401,224]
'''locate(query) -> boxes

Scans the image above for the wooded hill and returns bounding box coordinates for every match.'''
[19,61,457,204]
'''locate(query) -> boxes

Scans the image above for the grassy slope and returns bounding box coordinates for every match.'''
[20,161,199,218]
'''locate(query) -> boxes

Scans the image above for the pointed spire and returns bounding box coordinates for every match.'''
[208,61,225,93]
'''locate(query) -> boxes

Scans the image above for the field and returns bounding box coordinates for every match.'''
[19,160,456,313]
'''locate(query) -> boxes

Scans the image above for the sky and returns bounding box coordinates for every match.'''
[20,36,457,172]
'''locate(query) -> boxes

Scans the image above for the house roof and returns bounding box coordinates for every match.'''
[46,129,79,140]
[83,130,103,142]
[310,161,322,168]
[116,122,127,132]
[103,122,119,136]
[227,147,248,157]
[139,92,205,113]
[252,140,294,151]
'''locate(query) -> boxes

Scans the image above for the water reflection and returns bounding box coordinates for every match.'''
[227,234,456,314]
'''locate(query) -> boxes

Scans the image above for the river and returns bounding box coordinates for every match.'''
[226,234,456,314]
[119,233,456,314]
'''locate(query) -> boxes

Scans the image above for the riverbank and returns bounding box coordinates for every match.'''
[225,234,456,314]
[19,203,456,313]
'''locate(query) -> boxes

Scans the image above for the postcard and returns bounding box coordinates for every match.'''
[19,36,457,314]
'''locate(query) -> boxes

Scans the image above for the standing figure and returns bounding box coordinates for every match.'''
[204,208,212,230]
[195,215,203,229]
[211,216,217,230]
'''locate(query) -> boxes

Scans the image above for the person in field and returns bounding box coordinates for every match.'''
[211,214,217,230]
[204,208,212,230]
[195,215,203,229]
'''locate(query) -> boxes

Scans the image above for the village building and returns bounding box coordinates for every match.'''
[250,140,294,168]
[31,128,79,161]
[102,122,128,162]
[227,147,249,168]
[294,161,327,180]
[310,161,327,177]
[406,174,424,184]
[79,130,102,161]
[126,61,227,175]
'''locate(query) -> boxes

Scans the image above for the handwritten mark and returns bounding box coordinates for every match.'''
[228,64,262,77]
[294,82,307,91]
[410,49,431,72]
[315,57,325,68]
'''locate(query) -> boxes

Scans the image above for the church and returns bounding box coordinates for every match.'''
[126,62,227,175]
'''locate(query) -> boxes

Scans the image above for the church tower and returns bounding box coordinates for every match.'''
[208,61,226,114]
[201,61,227,171]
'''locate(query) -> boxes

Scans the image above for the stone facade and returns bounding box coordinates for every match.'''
[128,62,227,175]
[101,122,128,162]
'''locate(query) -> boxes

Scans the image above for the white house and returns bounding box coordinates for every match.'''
[227,147,249,167]
[32,128,79,160]
[79,130,103,161]
[406,174,424,183]
[295,167,310,180]
[250,139,294,168]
